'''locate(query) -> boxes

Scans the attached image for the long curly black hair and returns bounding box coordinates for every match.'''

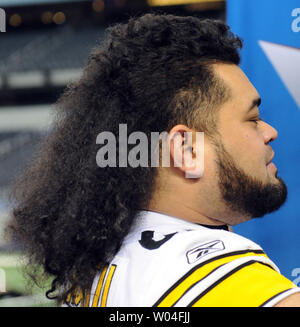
[7,13,242,304]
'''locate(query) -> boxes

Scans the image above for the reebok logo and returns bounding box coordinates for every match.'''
[186,240,225,264]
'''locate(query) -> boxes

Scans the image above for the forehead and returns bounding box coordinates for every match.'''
[212,63,260,111]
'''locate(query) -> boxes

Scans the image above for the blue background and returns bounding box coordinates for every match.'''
[227,0,300,281]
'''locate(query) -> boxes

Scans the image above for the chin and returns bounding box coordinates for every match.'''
[265,167,280,183]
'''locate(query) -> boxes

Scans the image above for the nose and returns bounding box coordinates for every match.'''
[261,121,278,144]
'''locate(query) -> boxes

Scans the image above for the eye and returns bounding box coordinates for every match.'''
[249,116,264,125]
[250,118,259,125]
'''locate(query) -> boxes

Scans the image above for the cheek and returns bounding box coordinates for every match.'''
[222,129,266,174]
[202,138,219,179]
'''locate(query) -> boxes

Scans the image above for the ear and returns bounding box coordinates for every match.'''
[168,125,204,179]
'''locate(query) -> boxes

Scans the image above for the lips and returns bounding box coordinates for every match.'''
[267,161,277,173]
[266,151,277,173]
[267,151,275,165]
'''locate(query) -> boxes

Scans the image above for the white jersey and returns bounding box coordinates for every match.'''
[65,210,300,307]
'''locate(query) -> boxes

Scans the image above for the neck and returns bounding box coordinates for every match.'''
[145,197,229,227]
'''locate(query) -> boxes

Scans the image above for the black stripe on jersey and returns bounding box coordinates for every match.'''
[152,249,265,307]
[187,260,274,307]
[171,263,227,307]
[259,288,296,307]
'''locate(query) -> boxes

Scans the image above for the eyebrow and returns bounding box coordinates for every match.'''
[247,97,261,113]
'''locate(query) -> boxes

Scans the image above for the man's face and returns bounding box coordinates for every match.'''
[208,63,287,220]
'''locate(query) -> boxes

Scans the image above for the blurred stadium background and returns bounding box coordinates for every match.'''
[0,0,299,307]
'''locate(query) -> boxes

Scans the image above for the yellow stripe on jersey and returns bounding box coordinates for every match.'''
[91,264,117,307]
[190,261,297,307]
[154,250,267,307]
[92,266,108,307]
[100,265,116,307]
[83,289,90,307]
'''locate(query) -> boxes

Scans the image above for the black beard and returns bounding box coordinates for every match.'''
[215,142,287,219]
